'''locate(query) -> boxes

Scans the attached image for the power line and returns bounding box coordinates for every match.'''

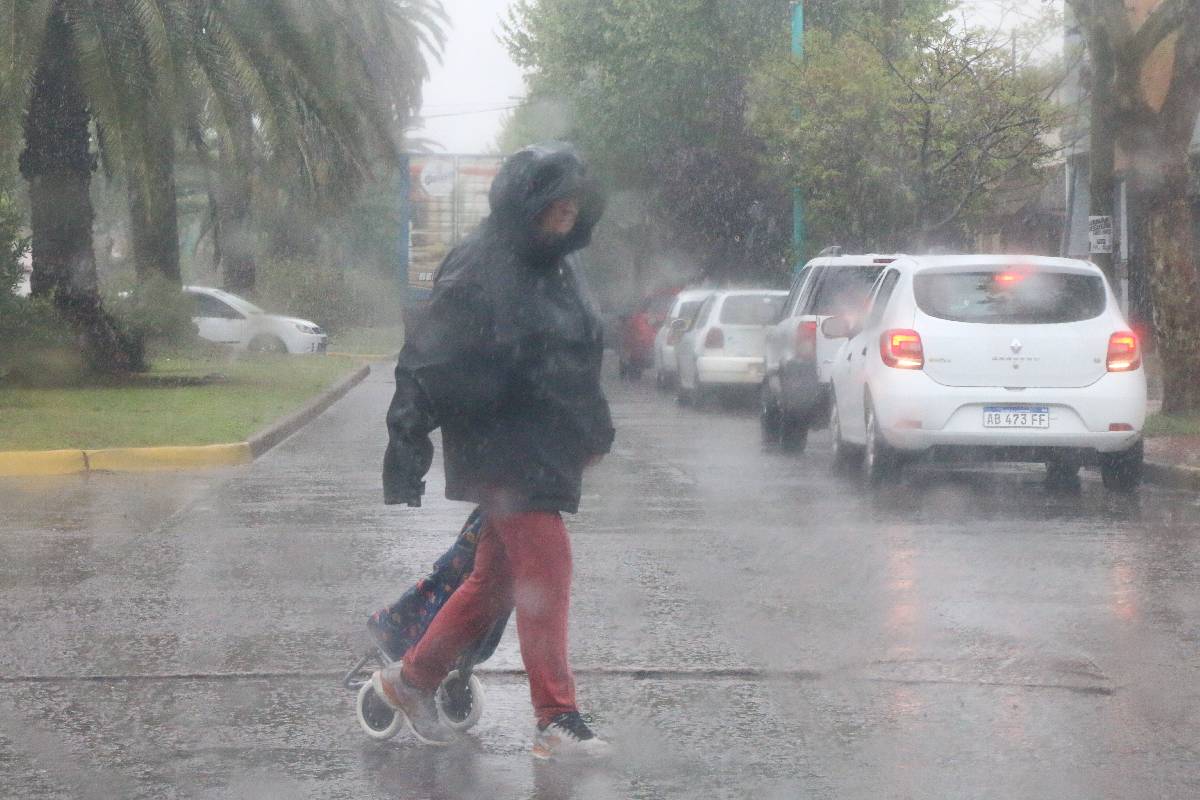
[419,104,521,119]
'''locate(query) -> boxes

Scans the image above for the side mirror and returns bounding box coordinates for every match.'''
[821,316,854,339]
[669,318,690,334]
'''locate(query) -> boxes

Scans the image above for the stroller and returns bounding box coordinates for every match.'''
[342,508,510,741]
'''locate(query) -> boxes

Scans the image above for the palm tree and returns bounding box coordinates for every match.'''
[2,0,445,372]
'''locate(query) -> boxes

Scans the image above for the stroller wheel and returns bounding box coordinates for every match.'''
[357,682,403,741]
[436,670,485,731]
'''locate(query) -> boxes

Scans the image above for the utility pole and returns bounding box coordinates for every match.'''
[791,2,806,270]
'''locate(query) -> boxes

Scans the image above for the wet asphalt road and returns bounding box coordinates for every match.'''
[2,361,1200,799]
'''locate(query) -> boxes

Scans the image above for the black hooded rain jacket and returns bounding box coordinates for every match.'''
[383,144,614,514]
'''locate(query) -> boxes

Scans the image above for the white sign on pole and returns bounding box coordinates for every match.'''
[1089,215,1113,254]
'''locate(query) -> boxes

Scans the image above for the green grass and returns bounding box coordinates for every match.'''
[1145,412,1200,438]
[0,354,362,451]
[327,325,405,356]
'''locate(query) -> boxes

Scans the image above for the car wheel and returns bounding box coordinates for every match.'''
[1100,440,1144,493]
[1044,459,1081,489]
[676,380,693,406]
[829,392,859,472]
[779,414,808,453]
[760,381,781,444]
[863,400,900,485]
[248,334,288,354]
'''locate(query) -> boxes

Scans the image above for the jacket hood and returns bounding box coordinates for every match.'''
[486,142,606,261]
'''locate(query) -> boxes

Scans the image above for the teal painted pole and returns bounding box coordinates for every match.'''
[791,2,806,268]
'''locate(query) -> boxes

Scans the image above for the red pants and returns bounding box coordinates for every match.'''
[402,511,577,726]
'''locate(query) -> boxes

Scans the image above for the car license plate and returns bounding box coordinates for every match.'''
[983,406,1049,429]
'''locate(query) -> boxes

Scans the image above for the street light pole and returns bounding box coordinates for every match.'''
[791,2,806,270]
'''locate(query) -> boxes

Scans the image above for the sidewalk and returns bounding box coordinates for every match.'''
[1145,436,1200,490]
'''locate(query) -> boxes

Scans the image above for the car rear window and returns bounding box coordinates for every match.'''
[646,294,675,316]
[914,269,1107,324]
[720,294,785,325]
[808,267,884,316]
[675,300,703,321]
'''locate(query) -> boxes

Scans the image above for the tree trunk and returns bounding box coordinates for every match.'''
[127,117,182,285]
[1138,155,1200,414]
[19,2,142,374]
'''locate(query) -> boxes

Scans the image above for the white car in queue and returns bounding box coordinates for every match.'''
[674,289,788,405]
[824,255,1147,490]
[184,286,328,354]
[654,288,713,390]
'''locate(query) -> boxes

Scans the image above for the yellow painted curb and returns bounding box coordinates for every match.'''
[85,443,253,473]
[0,449,89,477]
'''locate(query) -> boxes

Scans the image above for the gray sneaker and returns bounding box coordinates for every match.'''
[532,712,611,761]
[371,664,454,745]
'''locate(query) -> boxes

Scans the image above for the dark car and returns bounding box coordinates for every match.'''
[618,288,679,379]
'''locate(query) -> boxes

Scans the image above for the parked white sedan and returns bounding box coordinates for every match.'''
[675,289,788,405]
[653,288,713,390]
[825,255,1147,490]
[185,286,327,354]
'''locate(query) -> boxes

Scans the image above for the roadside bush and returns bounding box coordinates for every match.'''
[0,189,25,297]
[255,256,405,333]
[102,275,199,353]
[0,295,81,384]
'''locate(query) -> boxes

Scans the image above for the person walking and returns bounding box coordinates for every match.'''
[374,143,614,760]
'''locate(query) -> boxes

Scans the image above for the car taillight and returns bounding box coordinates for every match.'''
[1107,331,1141,372]
[794,320,818,360]
[880,329,924,369]
[705,327,725,349]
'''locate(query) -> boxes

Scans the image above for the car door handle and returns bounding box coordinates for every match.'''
[861,347,867,356]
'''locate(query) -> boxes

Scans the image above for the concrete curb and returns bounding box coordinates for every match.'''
[247,363,371,457]
[0,363,371,477]
[1144,461,1200,492]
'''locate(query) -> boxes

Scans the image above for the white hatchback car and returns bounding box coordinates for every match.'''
[184,286,328,354]
[653,288,713,390]
[675,289,788,404]
[825,255,1147,490]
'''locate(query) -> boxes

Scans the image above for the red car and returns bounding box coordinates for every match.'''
[618,288,679,379]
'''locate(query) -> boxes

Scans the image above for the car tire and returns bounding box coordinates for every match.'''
[829,392,859,472]
[779,414,808,453]
[1045,459,1081,489]
[248,334,288,354]
[760,381,781,444]
[1100,440,1143,493]
[863,399,900,485]
[676,380,693,406]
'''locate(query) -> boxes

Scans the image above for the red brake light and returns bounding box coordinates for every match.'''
[994,271,1024,285]
[1107,331,1141,372]
[880,329,924,369]
[704,327,725,349]
[795,320,818,360]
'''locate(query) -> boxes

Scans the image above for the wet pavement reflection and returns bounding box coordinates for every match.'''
[2,363,1199,798]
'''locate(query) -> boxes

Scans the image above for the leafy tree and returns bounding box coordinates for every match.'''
[1,0,444,372]
[1064,0,1200,413]
[750,5,1064,253]
[503,0,795,285]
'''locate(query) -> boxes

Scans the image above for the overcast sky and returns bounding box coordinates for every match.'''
[410,0,1064,156]
[407,0,525,154]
